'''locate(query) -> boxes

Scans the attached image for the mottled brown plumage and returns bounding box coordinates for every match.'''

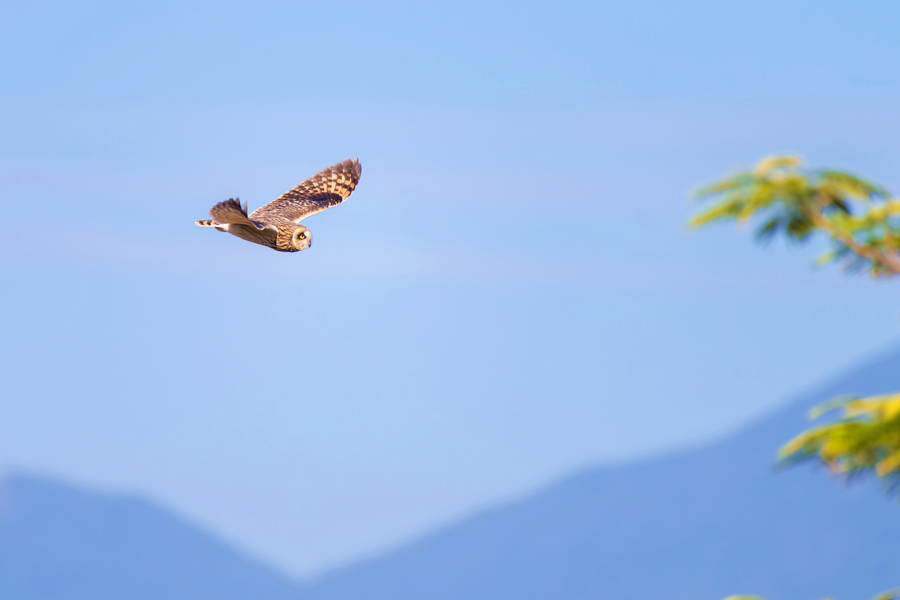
[195,158,362,252]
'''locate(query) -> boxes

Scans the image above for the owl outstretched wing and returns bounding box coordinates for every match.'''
[249,158,362,224]
[208,198,268,230]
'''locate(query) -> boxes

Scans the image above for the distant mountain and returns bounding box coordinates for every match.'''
[300,347,900,600]
[3,349,900,600]
[0,474,300,600]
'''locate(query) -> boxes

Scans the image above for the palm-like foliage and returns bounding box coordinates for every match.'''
[692,156,900,275]
[697,156,900,600]
[780,395,900,479]
[693,156,900,480]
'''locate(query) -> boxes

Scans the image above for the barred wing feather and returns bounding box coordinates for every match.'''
[249,158,362,224]
[209,199,267,229]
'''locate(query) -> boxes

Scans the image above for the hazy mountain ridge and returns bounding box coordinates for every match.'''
[2,348,900,599]
[0,474,300,600]
[299,347,900,600]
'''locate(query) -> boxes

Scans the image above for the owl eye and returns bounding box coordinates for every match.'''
[298,233,306,240]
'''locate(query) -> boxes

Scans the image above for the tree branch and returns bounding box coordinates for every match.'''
[802,206,900,275]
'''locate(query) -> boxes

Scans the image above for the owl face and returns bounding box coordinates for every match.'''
[291,225,312,251]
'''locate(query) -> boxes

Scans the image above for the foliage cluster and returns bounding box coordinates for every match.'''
[692,156,900,276]
[692,156,900,479]
[781,395,900,479]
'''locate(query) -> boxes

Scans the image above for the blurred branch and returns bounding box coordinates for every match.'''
[691,155,900,486]
[692,155,900,276]
[699,156,899,600]
[780,394,900,478]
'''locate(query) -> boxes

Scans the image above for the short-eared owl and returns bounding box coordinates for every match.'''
[195,158,362,252]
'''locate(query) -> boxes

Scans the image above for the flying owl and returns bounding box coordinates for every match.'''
[195,158,362,252]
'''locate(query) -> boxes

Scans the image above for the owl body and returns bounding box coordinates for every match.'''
[196,158,361,252]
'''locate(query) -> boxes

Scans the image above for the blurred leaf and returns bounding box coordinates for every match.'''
[809,395,860,419]
[780,393,900,477]
[752,155,801,175]
[691,155,900,277]
[754,218,781,242]
[817,170,889,200]
[695,174,755,196]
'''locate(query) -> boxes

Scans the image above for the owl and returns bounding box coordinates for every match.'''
[195,158,362,252]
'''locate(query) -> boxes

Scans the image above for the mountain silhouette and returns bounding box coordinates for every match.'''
[2,347,900,599]
[299,347,900,600]
[0,474,299,600]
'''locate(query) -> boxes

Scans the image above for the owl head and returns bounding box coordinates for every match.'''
[291,225,312,251]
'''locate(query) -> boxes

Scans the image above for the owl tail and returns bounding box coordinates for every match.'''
[195,220,217,227]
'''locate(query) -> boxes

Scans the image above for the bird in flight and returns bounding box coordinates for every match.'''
[196,158,362,252]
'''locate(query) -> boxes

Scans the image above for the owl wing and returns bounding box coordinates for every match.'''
[209,198,270,230]
[249,158,362,224]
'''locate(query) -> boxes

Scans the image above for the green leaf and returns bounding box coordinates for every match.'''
[690,155,897,277]
[752,155,801,175]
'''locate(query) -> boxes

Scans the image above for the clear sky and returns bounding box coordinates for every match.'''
[2,0,900,578]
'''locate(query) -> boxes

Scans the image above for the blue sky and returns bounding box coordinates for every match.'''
[3,0,900,577]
